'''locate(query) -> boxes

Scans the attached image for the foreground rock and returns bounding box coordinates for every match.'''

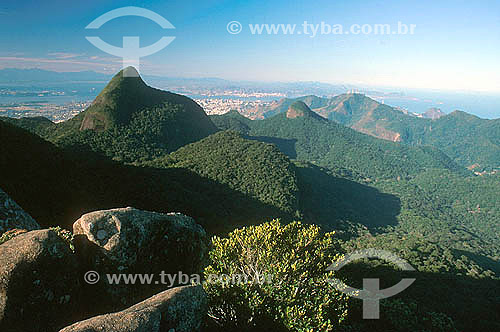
[60,285,207,332]
[73,207,207,308]
[0,229,79,332]
[0,188,40,235]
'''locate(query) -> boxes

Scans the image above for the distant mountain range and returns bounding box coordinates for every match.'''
[1,67,499,331]
[0,68,352,97]
[211,101,465,180]
[0,68,111,82]
[0,69,401,232]
[0,67,466,230]
[248,94,500,170]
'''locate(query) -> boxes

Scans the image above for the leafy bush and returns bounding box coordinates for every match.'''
[203,220,349,331]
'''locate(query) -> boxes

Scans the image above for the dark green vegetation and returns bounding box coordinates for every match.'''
[211,103,499,257]
[204,220,350,331]
[3,67,218,163]
[204,221,466,332]
[337,234,500,332]
[209,102,500,331]
[144,131,300,216]
[143,130,404,232]
[255,93,500,170]
[211,102,464,180]
[0,120,290,234]
[1,69,499,331]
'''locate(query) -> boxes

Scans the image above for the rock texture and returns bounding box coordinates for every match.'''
[59,285,207,332]
[422,107,446,120]
[73,207,207,308]
[0,188,40,235]
[0,229,79,332]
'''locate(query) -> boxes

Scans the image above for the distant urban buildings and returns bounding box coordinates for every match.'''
[0,101,91,122]
[195,98,271,116]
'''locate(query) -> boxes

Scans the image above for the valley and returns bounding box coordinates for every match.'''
[1,68,499,332]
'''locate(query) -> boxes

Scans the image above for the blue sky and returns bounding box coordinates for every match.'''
[1,0,499,92]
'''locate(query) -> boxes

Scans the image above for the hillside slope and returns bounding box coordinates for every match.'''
[144,130,405,231]
[0,120,289,233]
[212,102,464,180]
[5,67,218,162]
[144,131,301,216]
[253,93,500,169]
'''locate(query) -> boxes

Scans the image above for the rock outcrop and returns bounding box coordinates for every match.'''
[59,285,207,332]
[422,107,446,120]
[0,229,79,332]
[0,188,40,235]
[73,207,207,308]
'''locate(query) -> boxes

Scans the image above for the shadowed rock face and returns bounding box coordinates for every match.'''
[73,207,208,308]
[0,188,40,235]
[0,229,79,332]
[59,285,207,332]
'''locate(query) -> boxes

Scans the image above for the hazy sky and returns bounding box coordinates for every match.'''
[1,0,499,92]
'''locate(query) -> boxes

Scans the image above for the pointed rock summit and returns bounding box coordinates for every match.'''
[79,67,153,130]
[76,67,217,137]
[45,66,218,157]
[121,66,140,77]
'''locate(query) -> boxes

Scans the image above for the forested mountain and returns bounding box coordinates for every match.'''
[253,93,500,170]
[1,69,499,332]
[209,103,500,331]
[144,130,407,232]
[144,131,301,216]
[0,120,292,233]
[3,67,218,162]
[211,103,500,255]
[212,101,464,180]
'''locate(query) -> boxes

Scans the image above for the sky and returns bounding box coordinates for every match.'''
[0,0,500,93]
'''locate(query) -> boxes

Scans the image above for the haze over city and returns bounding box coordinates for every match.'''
[1,1,500,332]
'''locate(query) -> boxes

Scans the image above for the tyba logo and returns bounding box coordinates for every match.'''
[85,7,175,77]
[327,249,416,319]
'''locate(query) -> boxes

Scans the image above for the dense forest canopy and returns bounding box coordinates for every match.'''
[1,70,499,331]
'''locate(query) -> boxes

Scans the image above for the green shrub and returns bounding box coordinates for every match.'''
[203,220,349,331]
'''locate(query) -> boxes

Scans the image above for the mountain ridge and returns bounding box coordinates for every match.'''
[211,105,465,180]
[244,93,500,169]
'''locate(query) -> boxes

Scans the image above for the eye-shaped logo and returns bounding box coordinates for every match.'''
[327,249,416,319]
[85,6,175,77]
